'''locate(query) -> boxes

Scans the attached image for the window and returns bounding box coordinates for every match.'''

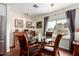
[57,19,68,28]
[46,21,56,31]
[57,19,67,24]
[46,19,70,35]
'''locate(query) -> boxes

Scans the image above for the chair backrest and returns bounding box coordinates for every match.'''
[54,34,63,50]
[32,31,36,36]
[16,32,29,52]
[46,32,53,38]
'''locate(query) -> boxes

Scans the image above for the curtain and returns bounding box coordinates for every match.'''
[66,9,76,52]
[43,16,49,35]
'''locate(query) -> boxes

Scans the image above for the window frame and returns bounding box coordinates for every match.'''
[46,18,70,34]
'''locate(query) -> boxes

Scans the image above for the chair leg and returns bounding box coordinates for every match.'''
[20,54,21,56]
[58,51,60,56]
[56,49,60,56]
[20,51,21,56]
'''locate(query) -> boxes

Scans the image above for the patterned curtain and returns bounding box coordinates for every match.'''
[66,9,76,52]
[43,16,49,35]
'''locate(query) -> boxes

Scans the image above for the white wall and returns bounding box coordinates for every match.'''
[33,4,79,50]
[32,17,44,35]
[6,5,33,52]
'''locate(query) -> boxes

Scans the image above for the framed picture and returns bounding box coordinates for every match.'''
[15,19,23,28]
[36,21,42,28]
[26,21,32,28]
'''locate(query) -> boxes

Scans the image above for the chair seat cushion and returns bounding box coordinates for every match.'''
[29,47,40,55]
[44,46,54,51]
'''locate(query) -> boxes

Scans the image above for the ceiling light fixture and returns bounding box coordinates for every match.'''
[24,12,31,19]
[24,13,28,16]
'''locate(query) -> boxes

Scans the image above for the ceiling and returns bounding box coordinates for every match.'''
[7,3,76,17]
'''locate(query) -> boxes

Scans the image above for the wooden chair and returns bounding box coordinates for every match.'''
[46,32,53,38]
[42,34,63,56]
[17,32,41,56]
[31,31,36,36]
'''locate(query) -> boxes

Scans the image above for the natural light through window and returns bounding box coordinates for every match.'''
[46,19,70,35]
[47,21,56,31]
[57,19,67,24]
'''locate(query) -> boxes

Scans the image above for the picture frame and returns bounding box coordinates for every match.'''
[36,21,42,28]
[15,19,23,28]
[26,21,32,28]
